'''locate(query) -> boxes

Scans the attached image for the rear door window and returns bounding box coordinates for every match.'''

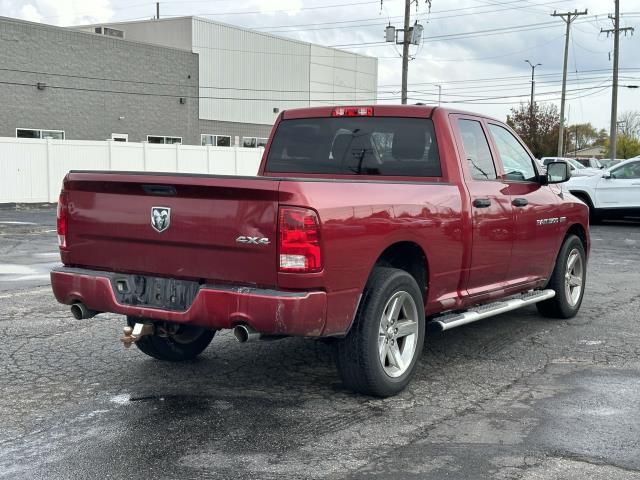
[265,117,441,177]
[457,119,497,180]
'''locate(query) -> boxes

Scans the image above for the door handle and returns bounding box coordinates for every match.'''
[473,198,491,208]
[512,198,528,207]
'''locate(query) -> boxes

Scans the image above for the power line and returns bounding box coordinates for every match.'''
[408,83,612,105]
[0,67,389,94]
[162,1,381,18]
[0,80,395,102]
[257,0,572,33]
[329,17,599,48]
[378,67,640,87]
[2,66,632,98]
[0,79,614,104]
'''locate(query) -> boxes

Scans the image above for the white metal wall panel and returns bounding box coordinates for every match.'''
[334,51,358,72]
[194,18,310,125]
[309,45,377,106]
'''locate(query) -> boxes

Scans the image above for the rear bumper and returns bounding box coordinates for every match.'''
[50,267,327,336]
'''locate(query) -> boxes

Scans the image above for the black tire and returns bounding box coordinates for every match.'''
[573,192,600,224]
[127,317,215,361]
[336,267,425,397]
[537,234,587,319]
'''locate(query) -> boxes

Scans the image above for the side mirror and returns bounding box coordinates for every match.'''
[545,161,571,184]
[602,171,612,179]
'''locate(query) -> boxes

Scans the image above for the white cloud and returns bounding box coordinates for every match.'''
[258,0,303,17]
[3,0,113,26]
[1,0,637,129]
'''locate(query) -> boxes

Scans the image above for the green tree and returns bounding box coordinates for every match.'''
[604,134,640,159]
[565,122,600,153]
[507,102,560,158]
[615,134,640,159]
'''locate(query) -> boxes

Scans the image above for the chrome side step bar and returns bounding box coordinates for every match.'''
[429,289,556,333]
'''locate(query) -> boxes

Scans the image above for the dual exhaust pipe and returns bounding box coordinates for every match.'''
[71,304,263,344]
[233,324,261,343]
[70,302,98,320]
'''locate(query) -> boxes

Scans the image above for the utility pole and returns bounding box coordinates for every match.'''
[602,0,634,161]
[525,60,541,151]
[156,2,160,20]
[551,9,588,157]
[383,1,430,104]
[401,0,411,104]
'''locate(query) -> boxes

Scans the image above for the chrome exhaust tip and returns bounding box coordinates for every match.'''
[233,324,260,343]
[70,302,97,320]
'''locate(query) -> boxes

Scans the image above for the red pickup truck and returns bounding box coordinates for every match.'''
[51,105,589,397]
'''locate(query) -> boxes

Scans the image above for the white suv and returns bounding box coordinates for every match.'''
[566,158,640,221]
[540,157,601,177]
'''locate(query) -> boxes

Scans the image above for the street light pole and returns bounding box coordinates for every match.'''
[525,60,541,151]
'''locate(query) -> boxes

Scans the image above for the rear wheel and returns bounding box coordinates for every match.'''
[126,317,215,361]
[336,267,425,397]
[537,234,586,319]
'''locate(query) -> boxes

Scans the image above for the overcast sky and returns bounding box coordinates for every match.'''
[1,0,639,130]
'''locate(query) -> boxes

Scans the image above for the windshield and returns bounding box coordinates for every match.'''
[265,117,441,177]
[565,158,585,170]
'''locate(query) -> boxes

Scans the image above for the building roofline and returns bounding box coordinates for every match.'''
[75,15,377,61]
[0,15,197,55]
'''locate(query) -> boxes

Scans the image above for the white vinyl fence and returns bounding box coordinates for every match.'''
[0,137,264,203]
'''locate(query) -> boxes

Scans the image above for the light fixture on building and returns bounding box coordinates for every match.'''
[273,107,279,113]
[37,82,47,90]
[179,97,186,104]
[118,116,125,120]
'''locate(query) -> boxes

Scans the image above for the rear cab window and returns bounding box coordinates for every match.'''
[264,117,441,178]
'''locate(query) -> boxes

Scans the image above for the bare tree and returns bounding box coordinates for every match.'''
[617,110,640,140]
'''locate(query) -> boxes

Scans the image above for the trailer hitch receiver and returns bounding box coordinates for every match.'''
[121,323,154,348]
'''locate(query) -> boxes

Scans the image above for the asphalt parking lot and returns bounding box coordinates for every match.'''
[1,206,639,480]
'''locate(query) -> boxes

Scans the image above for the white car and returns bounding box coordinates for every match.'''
[565,158,640,221]
[540,157,601,177]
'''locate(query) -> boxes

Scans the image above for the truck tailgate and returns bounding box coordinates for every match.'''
[62,172,280,287]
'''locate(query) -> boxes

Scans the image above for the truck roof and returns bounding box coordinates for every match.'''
[281,104,501,123]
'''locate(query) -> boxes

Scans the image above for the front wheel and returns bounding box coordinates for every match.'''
[127,317,215,361]
[537,234,587,319]
[336,267,425,397]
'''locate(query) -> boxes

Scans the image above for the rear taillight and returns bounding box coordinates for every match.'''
[331,106,373,117]
[57,191,68,249]
[278,207,322,273]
